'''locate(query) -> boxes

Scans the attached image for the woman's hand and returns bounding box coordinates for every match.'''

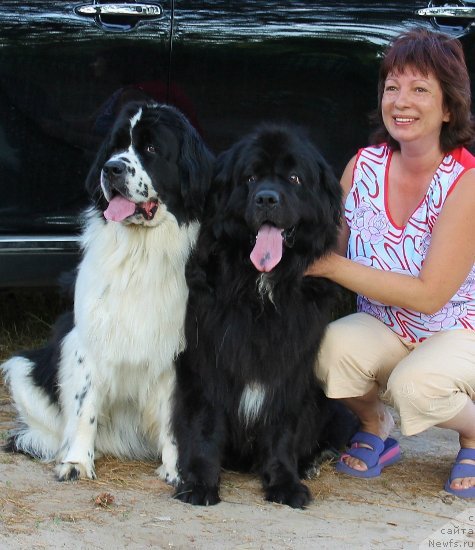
[305,252,340,278]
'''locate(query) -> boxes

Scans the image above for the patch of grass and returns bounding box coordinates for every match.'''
[0,289,71,362]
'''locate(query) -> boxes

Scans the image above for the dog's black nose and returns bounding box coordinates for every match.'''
[255,189,280,208]
[102,160,126,178]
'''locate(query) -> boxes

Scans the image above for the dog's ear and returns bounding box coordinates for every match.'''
[178,125,215,221]
[85,100,146,208]
[302,152,343,256]
[318,158,342,228]
[206,141,244,218]
[207,149,232,215]
[85,134,111,211]
[186,146,238,288]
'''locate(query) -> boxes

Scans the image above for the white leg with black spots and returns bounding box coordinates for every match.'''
[55,330,99,481]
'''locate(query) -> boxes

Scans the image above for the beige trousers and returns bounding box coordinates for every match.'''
[316,313,475,436]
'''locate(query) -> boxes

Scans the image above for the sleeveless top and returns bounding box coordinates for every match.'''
[345,144,475,343]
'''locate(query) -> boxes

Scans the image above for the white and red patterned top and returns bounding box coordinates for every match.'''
[345,144,475,343]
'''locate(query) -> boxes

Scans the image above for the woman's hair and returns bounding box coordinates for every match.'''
[370,27,475,152]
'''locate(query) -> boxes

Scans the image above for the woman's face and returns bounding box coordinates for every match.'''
[381,66,450,149]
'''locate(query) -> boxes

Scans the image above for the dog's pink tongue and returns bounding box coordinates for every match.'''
[250,224,284,272]
[104,196,136,222]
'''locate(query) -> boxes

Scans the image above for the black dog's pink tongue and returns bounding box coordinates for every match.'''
[104,196,136,222]
[250,224,284,272]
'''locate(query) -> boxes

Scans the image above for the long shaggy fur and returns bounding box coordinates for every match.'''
[1,102,214,483]
[173,124,357,508]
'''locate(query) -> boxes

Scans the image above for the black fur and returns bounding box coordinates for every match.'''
[23,312,75,404]
[173,124,357,509]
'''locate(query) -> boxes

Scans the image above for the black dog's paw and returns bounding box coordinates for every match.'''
[265,481,312,509]
[174,481,220,506]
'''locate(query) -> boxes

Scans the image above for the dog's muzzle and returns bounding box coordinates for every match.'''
[255,189,280,210]
[101,160,128,196]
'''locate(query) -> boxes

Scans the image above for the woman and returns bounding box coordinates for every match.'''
[307,28,475,497]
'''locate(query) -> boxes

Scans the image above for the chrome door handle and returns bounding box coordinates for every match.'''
[417,6,475,18]
[75,2,163,18]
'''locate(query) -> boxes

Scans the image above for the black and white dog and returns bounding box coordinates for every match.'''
[1,102,214,483]
[173,124,357,508]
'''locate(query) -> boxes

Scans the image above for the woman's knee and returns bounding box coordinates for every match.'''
[316,315,391,398]
[316,315,366,381]
[317,320,348,379]
[317,313,405,383]
[385,361,470,435]
[385,361,456,414]
[385,364,420,407]
[387,330,475,411]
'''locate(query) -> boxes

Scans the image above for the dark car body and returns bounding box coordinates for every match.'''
[0,0,474,287]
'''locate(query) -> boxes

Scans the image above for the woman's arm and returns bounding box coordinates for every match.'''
[307,167,475,315]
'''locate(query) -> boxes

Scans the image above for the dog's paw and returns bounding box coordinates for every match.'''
[55,461,96,482]
[156,463,180,486]
[173,482,220,506]
[265,481,312,509]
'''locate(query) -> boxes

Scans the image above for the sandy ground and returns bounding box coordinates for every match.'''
[1,379,474,550]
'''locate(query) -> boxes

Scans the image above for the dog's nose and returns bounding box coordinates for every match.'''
[255,189,280,208]
[102,160,126,178]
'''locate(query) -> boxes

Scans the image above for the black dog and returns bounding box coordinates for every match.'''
[173,124,357,508]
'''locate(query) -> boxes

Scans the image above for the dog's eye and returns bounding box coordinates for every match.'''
[289,174,301,185]
[146,144,158,154]
[247,175,257,184]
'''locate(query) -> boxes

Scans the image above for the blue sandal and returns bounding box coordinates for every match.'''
[336,431,401,478]
[444,449,475,498]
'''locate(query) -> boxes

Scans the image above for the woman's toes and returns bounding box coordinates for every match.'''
[343,456,367,471]
[451,459,475,490]
[451,475,475,490]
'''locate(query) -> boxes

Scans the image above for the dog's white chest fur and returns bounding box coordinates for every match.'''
[75,210,199,393]
[239,383,266,425]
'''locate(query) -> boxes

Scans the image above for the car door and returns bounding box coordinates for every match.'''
[0,0,172,285]
[1,0,474,287]
[171,0,475,176]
